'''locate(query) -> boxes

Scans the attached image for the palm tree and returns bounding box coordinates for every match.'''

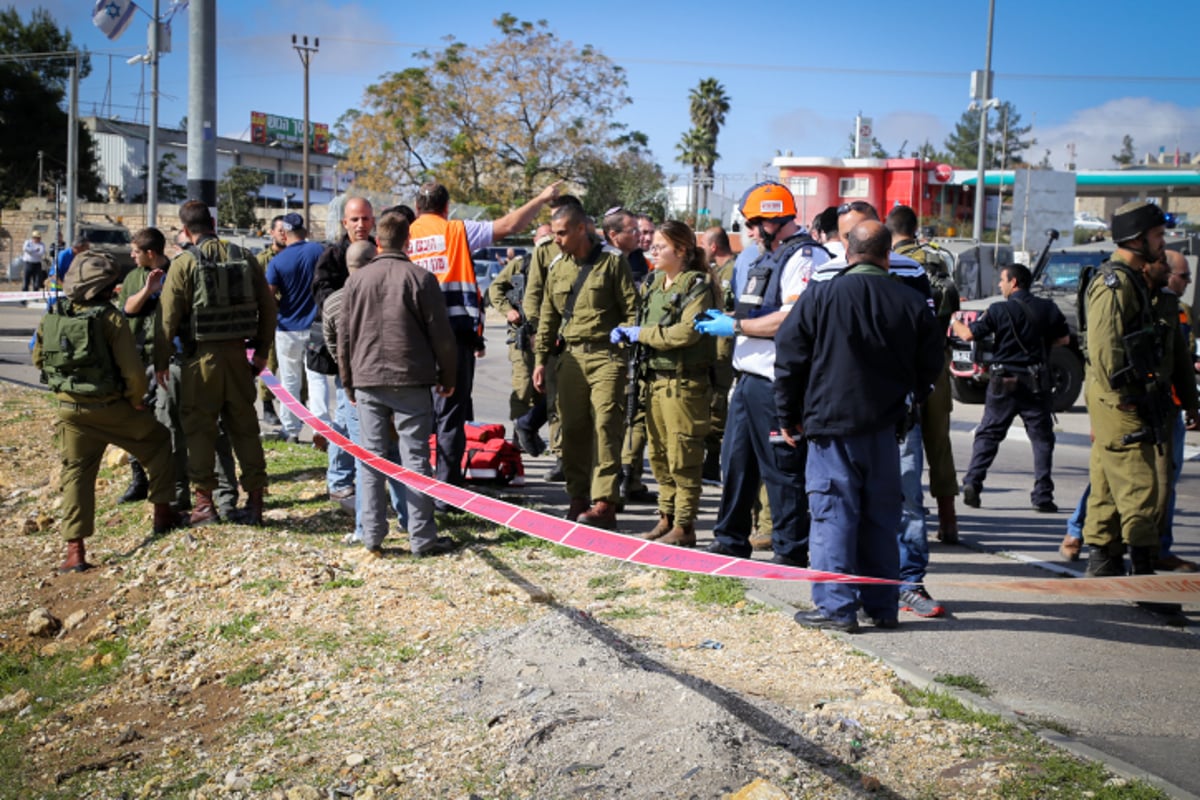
[687,78,730,219]
[675,127,711,218]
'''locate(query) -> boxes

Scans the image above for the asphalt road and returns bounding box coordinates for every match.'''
[1,295,1196,798]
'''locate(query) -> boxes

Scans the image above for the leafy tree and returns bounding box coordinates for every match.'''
[131,152,187,204]
[687,78,730,217]
[942,100,1034,169]
[340,15,631,210]
[0,6,103,207]
[1112,134,1135,166]
[845,131,889,159]
[579,132,667,221]
[216,166,265,230]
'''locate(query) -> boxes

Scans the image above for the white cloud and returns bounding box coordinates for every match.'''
[1031,98,1200,170]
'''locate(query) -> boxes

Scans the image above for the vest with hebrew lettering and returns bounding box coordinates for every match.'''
[407,214,481,343]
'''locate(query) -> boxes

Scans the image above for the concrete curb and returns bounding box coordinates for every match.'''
[744,588,1200,800]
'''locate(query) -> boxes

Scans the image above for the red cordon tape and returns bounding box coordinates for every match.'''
[0,291,52,305]
[259,369,890,586]
[260,369,1199,603]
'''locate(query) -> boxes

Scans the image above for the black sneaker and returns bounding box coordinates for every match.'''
[514,422,545,457]
[705,541,751,559]
[770,552,808,568]
[962,484,981,508]
[794,609,860,633]
[899,587,945,618]
[545,459,565,482]
[413,536,458,557]
[857,610,900,629]
[1032,500,1059,513]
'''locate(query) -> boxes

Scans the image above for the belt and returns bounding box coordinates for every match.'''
[58,397,122,411]
[565,339,617,353]
[647,366,708,381]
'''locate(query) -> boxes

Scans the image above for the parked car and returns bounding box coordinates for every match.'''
[474,259,504,307]
[948,233,1110,412]
[78,221,135,277]
[1074,212,1108,231]
[472,246,528,264]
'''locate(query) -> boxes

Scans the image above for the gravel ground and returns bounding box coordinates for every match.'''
[0,380,1152,799]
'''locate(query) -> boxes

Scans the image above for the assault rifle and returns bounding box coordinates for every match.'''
[1110,323,1171,449]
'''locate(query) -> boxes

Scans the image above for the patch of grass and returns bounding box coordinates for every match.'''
[251,774,282,791]
[998,753,1168,800]
[663,572,746,606]
[321,577,364,590]
[1026,716,1074,736]
[894,684,1007,730]
[395,644,420,662]
[213,612,273,644]
[241,577,287,596]
[239,709,288,734]
[587,574,623,589]
[934,673,993,698]
[224,661,275,687]
[156,771,213,797]
[601,606,655,620]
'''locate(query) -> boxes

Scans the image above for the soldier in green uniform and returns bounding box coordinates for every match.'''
[887,205,961,543]
[157,201,277,526]
[700,225,737,482]
[523,195,587,480]
[34,252,180,573]
[489,224,551,455]
[532,203,637,528]
[613,221,717,546]
[1082,201,1198,576]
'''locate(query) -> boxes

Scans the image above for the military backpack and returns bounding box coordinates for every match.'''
[39,300,122,397]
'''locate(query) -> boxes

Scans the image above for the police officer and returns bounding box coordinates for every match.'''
[952,262,1068,513]
[887,205,962,543]
[695,182,830,566]
[533,203,637,528]
[34,252,180,572]
[158,201,277,526]
[612,220,716,546]
[489,224,551,456]
[1081,202,1199,577]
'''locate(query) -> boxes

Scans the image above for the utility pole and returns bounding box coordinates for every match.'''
[147,0,160,228]
[188,0,217,220]
[66,53,79,247]
[971,0,996,241]
[292,34,318,230]
[37,151,44,199]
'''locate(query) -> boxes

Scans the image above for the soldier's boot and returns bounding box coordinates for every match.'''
[58,538,92,573]
[565,497,589,522]
[153,503,185,535]
[119,460,149,504]
[658,523,696,548]
[935,495,959,544]
[1130,546,1186,623]
[577,500,616,530]
[243,489,265,527]
[641,512,673,541]
[1084,542,1125,578]
[701,448,721,483]
[620,466,657,504]
[545,458,566,483]
[1129,546,1156,575]
[189,490,220,527]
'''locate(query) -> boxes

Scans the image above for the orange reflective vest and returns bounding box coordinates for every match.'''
[407,214,482,343]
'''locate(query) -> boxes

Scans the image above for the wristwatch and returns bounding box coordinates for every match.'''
[733,319,743,336]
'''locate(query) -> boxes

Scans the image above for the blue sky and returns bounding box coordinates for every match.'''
[34,0,1200,199]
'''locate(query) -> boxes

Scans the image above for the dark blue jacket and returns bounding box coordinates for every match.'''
[968,288,1069,367]
[773,264,944,437]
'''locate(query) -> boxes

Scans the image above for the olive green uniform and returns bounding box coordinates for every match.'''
[896,240,960,498]
[640,269,717,526]
[524,239,569,455]
[488,255,537,421]
[158,237,277,493]
[1082,256,1179,551]
[34,301,174,541]
[704,255,737,466]
[535,244,637,503]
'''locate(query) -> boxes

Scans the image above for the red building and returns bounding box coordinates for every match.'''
[772,156,974,233]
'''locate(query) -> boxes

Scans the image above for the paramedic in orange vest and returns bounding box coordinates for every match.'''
[408,180,562,495]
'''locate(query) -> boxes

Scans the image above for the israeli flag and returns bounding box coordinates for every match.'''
[93,0,139,41]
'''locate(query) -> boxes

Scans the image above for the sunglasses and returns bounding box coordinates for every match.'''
[837,201,876,216]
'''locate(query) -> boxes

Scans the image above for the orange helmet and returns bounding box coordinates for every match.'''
[739,181,797,221]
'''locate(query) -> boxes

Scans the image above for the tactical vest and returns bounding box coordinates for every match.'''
[188,242,259,343]
[734,234,826,320]
[642,270,716,372]
[40,300,121,397]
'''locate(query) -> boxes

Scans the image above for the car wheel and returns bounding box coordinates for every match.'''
[1049,347,1084,412]
[951,376,987,405]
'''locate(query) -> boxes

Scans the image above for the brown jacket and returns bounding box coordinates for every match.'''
[337,251,455,398]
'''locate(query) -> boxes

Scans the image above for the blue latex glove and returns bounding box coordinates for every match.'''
[694,308,735,337]
[609,325,641,344]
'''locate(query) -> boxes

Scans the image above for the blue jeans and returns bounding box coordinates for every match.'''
[807,430,902,623]
[898,422,929,588]
[356,386,433,551]
[712,373,808,563]
[327,378,357,494]
[1066,484,1089,541]
[342,389,407,542]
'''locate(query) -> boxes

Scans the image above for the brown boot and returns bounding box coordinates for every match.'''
[153,503,184,535]
[748,530,773,551]
[243,489,265,527]
[641,512,673,540]
[58,538,92,573]
[936,495,959,544]
[189,489,219,526]
[659,524,696,548]
[565,497,590,522]
[577,500,616,530]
